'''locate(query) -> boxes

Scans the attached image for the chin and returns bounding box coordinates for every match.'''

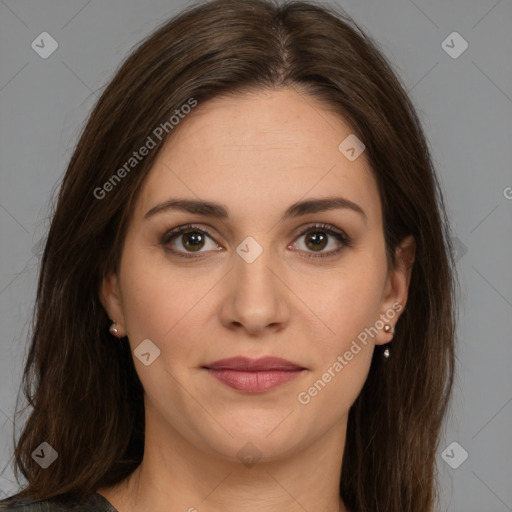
[197,420,308,464]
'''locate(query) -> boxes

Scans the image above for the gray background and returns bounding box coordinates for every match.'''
[1,0,511,510]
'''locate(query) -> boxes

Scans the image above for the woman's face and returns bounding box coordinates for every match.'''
[101,87,414,464]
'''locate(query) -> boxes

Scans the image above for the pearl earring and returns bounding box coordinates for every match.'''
[383,324,394,359]
[109,320,120,337]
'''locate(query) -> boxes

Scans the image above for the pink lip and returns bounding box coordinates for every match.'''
[203,357,307,393]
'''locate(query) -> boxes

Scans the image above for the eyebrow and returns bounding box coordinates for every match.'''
[144,196,367,224]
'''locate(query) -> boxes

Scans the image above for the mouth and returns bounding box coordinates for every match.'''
[202,356,307,393]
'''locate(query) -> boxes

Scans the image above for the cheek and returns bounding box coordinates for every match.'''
[312,259,387,345]
[302,253,386,405]
[297,266,385,414]
[118,245,185,349]
[118,243,224,374]
[296,341,373,427]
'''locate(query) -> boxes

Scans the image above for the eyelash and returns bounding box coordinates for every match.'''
[160,223,352,260]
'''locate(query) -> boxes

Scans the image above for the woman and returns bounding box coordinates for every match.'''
[0,0,456,510]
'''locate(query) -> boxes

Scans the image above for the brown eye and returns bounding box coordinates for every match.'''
[304,231,329,252]
[180,230,207,252]
[161,224,221,258]
[291,223,351,260]
[160,223,351,260]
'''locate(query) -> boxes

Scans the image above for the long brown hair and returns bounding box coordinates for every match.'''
[1,0,456,510]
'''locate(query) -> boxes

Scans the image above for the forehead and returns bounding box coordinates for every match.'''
[135,88,381,225]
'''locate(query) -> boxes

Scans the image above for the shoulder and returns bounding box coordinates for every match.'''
[0,497,48,511]
[0,492,117,511]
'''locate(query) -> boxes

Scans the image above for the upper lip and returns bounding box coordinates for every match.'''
[204,356,306,371]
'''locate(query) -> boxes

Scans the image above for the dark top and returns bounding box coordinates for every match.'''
[0,492,117,511]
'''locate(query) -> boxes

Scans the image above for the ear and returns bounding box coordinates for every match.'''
[98,272,127,337]
[375,235,416,345]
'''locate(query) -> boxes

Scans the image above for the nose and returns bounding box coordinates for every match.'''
[219,244,290,336]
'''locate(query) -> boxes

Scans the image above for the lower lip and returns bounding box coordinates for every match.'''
[205,368,306,392]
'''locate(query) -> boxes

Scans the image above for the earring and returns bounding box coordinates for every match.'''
[383,324,394,359]
[109,320,120,337]
[383,324,395,335]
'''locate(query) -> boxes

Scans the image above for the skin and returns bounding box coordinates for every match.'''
[98,87,415,512]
